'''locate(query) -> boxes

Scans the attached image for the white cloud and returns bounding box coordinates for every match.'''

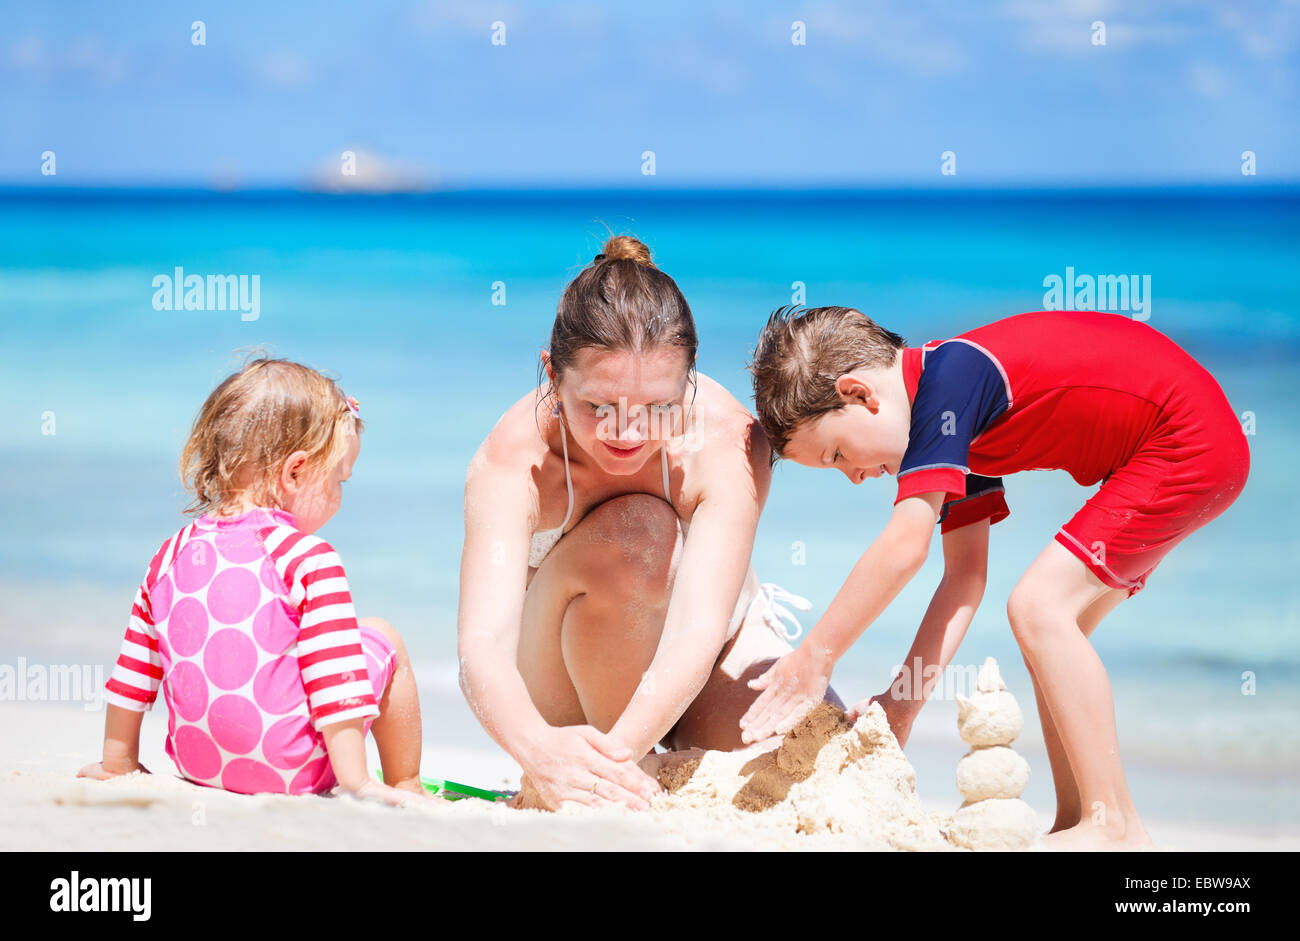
[1188,61,1228,98]
[253,52,319,91]
[408,0,525,34]
[4,34,129,86]
[800,1,970,77]
[1215,4,1299,59]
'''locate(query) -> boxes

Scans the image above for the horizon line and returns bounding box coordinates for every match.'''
[1,180,1296,198]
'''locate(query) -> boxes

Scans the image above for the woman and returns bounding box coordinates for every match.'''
[457,234,841,812]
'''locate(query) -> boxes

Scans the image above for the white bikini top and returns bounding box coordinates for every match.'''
[526,405,813,644]
[528,406,674,569]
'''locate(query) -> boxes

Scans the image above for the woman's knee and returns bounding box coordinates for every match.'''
[571,493,681,595]
[581,493,679,550]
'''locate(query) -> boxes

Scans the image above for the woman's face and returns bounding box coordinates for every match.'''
[552,345,691,477]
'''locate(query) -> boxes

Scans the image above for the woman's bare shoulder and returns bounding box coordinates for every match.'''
[467,388,550,482]
[689,373,771,465]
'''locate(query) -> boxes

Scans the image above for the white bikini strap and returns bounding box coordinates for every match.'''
[753,583,812,641]
[556,408,575,529]
[660,441,671,502]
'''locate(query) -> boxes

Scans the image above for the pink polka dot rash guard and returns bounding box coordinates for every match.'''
[104,507,379,795]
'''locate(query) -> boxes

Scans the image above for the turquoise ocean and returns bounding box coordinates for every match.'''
[2,187,1296,828]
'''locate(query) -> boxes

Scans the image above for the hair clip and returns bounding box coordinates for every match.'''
[343,394,360,417]
[593,253,606,263]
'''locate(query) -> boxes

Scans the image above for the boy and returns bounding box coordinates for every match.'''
[738,306,1249,849]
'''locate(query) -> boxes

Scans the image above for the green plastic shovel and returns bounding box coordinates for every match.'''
[376,770,511,802]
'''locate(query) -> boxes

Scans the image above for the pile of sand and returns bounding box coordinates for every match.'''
[515,701,999,851]
[642,702,956,850]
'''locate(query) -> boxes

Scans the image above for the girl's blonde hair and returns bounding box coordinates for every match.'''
[180,357,363,516]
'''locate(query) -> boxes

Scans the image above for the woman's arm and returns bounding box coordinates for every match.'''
[457,438,659,810]
[456,444,551,756]
[608,417,771,757]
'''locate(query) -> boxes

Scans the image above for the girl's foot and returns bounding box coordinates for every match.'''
[391,777,446,800]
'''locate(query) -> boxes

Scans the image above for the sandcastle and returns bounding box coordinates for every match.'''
[509,664,1043,850]
[946,657,1042,850]
[642,701,953,851]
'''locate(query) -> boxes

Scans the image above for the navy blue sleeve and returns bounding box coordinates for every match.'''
[938,473,1010,532]
[895,340,1011,504]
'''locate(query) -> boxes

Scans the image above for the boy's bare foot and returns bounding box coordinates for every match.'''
[1047,815,1081,834]
[1043,818,1152,851]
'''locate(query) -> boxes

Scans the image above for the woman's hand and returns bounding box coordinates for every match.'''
[517,725,663,812]
[77,759,149,780]
[847,692,918,748]
[738,643,835,744]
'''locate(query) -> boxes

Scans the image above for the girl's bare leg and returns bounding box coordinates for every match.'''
[358,617,426,796]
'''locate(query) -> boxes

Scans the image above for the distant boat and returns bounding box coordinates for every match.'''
[305,149,437,194]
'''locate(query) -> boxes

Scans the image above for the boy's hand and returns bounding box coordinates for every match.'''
[846,693,917,748]
[739,643,834,744]
[77,760,149,780]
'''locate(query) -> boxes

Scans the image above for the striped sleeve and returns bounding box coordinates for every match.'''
[264,526,378,730]
[104,534,180,711]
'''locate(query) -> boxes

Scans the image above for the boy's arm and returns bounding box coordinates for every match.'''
[739,491,944,744]
[848,517,990,745]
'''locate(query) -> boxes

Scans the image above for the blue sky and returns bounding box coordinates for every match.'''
[2,0,1296,186]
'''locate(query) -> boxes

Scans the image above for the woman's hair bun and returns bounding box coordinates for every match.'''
[600,234,655,269]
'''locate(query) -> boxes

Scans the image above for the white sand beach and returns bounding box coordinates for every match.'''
[3,693,1295,853]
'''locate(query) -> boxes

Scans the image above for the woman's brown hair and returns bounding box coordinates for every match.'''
[179,356,363,516]
[538,234,698,412]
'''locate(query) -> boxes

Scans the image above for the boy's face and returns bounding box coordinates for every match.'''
[782,370,911,484]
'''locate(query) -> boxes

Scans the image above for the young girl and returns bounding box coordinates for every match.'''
[79,357,426,806]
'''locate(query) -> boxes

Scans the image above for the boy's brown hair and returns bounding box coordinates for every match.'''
[180,356,363,516]
[748,306,906,460]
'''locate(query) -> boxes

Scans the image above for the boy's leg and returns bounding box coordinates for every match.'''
[358,617,425,796]
[1007,543,1150,849]
[1025,586,1127,832]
